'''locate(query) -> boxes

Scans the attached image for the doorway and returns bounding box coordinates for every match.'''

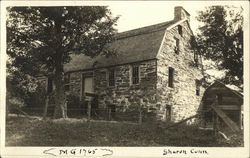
[83,77,94,94]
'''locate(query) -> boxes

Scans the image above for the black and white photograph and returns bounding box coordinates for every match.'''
[0,1,249,157]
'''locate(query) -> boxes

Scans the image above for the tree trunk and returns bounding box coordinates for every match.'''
[53,52,67,119]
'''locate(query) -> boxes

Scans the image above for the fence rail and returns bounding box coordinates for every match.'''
[9,106,157,123]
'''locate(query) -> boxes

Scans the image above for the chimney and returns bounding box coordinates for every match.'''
[174,6,190,21]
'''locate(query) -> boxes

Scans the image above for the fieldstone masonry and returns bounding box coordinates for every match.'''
[156,21,205,122]
[68,60,157,112]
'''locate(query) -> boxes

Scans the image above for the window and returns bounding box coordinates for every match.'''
[194,52,199,66]
[168,67,174,88]
[108,69,115,87]
[132,65,139,84]
[195,79,200,96]
[174,38,180,54]
[196,89,200,96]
[165,105,172,121]
[178,25,183,36]
[64,74,70,91]
[47,77,53,94]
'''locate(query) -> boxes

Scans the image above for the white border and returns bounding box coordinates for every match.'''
[0,1,249,158]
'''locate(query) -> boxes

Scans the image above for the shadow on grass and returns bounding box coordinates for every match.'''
[5,115,243,147]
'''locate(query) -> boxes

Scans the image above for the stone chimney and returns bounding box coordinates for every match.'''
[174,6,190,21]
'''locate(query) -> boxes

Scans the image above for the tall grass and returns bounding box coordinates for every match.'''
[5,115,243,146]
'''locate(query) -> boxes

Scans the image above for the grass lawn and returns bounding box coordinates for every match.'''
[5,114,243,146]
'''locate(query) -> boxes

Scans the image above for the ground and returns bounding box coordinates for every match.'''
[5,114,243,147]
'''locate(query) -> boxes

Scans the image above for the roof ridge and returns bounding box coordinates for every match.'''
[211,80,243,98]
[115,20,176,40]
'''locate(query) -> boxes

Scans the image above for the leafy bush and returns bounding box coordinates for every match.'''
[67,94,80,108]
[7,97,25,113]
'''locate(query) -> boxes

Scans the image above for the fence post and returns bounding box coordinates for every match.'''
[213,95,219,136]
[139,99,143,124]
[87,100,91,122]
[139,109,142,124]
[107,105,111,121]
[43,95,49,119]
[64,100,68,118]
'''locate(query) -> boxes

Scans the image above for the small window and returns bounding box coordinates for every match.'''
[174,38,180,54]
[166,105,172,121]
[132,65,139,84]
[47,77,53,93]
[168,67,174,88]
[178,25,183,36]
[194,52,199,66]
[64,74,70,91]
[196,89,200,96]
[195,79,200,96]
[108,69,115,87]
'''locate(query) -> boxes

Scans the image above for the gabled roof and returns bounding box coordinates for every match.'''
[205,80,243,99]
[64,20,177,72]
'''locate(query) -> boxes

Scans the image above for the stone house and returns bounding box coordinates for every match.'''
[45,6,205,122]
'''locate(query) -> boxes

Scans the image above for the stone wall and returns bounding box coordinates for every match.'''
[68,71,82,98]
[68,60,158,112]
[156,21,205,122]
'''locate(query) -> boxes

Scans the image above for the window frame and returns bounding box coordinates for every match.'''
[107,68,116,87]
[178,25,183,37]
[195,79,200,96]
[174,37,180,54]
[165,105,172,121]
[194,52,199,66]
[131,65,140,85]
[168,67,174,88]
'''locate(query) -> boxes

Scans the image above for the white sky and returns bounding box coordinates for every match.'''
[103,1,245,34]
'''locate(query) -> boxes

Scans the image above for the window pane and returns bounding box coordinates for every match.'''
[196,89,200,96]
[132,66,139,84]
[174,38,179,54]
[166,105,171,121]
[178,25,182,36]
[108,69,115,86]
[195,79,200,96]
[168,68,174,88]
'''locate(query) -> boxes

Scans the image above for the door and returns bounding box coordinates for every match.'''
[80,76,94,114]
[83,77,94,94]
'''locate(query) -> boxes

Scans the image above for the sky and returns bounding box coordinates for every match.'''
[102,1,244,34]
[108,2,204,33]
